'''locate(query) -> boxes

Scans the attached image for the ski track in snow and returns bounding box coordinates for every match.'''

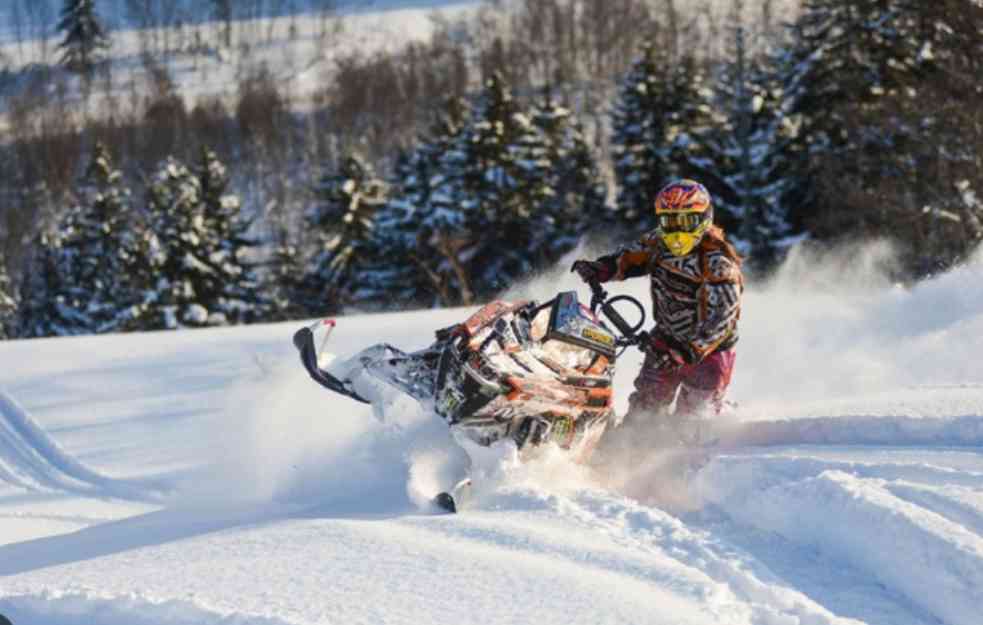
[0,389,167,502]
[695,450,983,625]
[2,377,983,624]
[5,250,983,624]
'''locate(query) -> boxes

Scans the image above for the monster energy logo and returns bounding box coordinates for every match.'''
[551,417,573,441]
[582,327,614,346]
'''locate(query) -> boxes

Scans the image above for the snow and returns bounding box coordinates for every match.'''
[1,241,983,625]
[0,0,484,132]
[0,0,981,619]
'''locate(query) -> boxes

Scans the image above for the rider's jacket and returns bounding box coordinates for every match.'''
[594,226,744,363]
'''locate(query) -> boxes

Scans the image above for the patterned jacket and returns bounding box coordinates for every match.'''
[593,226,743,363]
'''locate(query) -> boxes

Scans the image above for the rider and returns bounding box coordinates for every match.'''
[573,179,743,441]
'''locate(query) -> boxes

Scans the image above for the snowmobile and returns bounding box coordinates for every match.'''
[292,281,650,510]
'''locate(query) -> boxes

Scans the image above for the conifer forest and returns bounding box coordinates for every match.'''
[0,0,981,339]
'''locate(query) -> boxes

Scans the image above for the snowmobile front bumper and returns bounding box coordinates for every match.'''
[293,326,371,404]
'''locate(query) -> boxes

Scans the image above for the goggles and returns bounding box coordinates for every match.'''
[657,212,705,233]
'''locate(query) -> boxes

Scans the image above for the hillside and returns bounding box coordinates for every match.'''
[2,247,983,624]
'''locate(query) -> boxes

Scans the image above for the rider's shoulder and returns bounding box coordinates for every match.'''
[614,231,659,255]
[703,245,742,281]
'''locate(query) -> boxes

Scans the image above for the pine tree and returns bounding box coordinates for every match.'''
[196,148,269,324]
[360,99,468,308]
[525,90,606,263]
[0,254,16,340]
[137,150,268,330]
[435,72,601,300]
[462,72,549,295]
[693,1,796,268]
[360,151,440,308]
[611,43,712,233]
[412,98,479,306]
[52,144,147,334]
[140,158,209,329]
[379,80,606,307]
[775,0,894,233]
[778,0,983,274]
[408,73,538,302]
[880,0,983,272]
[15,229,77,338]
[57,0,110,75]
[266,224,310,321]
[302,154,387,313]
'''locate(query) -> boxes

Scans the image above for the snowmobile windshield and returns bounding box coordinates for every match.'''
[546,292,616,358]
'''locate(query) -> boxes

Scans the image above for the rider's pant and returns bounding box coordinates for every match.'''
[627,348,736,421]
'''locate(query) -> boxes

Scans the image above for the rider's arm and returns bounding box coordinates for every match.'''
[689,254,743,360]
[593,235,659,282]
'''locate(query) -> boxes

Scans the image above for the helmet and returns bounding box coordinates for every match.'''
[653,179,713,256]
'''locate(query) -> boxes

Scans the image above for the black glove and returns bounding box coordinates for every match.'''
[650,348,685,372]
[571,260,605,283]
[647,336,688,372]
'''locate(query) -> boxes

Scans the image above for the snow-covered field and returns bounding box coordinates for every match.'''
[2,244,983,625]
[0,0,483,133]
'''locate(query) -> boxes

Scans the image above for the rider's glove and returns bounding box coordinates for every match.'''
[651,348,685,372]
[571,260,609,283]
[648,336,689,372]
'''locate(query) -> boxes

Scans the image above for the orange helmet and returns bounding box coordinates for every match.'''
[654,179,713,256]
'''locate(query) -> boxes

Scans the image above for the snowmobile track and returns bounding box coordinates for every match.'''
[0,389,166,502]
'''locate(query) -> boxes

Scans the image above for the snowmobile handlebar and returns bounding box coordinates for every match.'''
[586,279,651,351]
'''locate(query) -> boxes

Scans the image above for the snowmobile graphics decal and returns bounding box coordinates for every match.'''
[293,287,650,465]
[547,292,617,358]
[582,326,615,347]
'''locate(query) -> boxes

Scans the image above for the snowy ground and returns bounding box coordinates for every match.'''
[0,0,802,126]
[2,244,983,625]
[0,0,483,135]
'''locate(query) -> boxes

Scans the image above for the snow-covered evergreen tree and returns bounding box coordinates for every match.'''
[777,0,983,273]
[375,79,606,307]
[360,99,468,308]
[875,0,983,271]
[14,229,77,338]
[139,151,264,329]
[360,152,439,308]
[140,158,213,329]
[57,0,110,75]
[302,154,387,313]
[459,73,552,295]
[419,73,605,302]
[266,224,309,321]
[412,98,479,306]
[611,43,712,233]
[196,148,269,324]
[407,73,535,302]
[49,144,148,334]
[0,254,16,340]
[693,1,796,268]
[525,90,606,263]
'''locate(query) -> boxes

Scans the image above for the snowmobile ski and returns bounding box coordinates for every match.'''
[293,321,370,404]
[433,492,457,513]
[432,478,473,514]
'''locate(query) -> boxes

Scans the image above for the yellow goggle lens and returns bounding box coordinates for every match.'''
[657,212,704,232]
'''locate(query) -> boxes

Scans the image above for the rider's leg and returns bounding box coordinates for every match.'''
[622,349,684,425]
[675,349,736,417]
